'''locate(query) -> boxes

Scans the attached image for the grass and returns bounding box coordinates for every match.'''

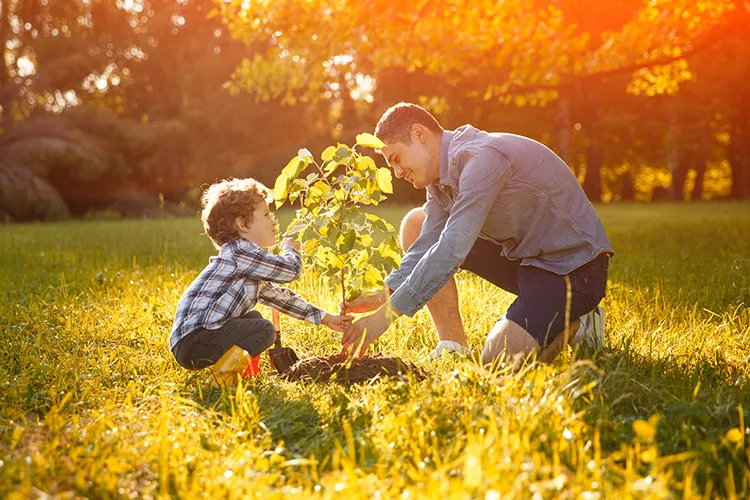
[1,202,749,498]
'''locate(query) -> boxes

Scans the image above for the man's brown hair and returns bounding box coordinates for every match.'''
[200,178,272,249]
[374,102,444,145]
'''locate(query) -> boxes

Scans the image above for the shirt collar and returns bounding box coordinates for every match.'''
[225,237,260,254]
[437,129,454,188]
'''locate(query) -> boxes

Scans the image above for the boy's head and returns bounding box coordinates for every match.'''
[200,178,277,249]
[374,102,444,189]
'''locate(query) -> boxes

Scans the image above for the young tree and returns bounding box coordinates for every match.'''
[273,134,401,305]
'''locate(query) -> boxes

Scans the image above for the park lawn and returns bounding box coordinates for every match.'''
[1,203,749,498]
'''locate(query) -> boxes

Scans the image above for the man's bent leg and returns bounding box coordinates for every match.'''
[400,208,467,347]
[481,317,581,367]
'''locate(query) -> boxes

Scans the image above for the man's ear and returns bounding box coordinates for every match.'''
[412,123,427,144]
[235,215,251,233]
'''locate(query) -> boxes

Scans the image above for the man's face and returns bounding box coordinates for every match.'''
[381,132,437,190]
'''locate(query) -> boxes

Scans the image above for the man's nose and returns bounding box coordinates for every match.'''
[393,165,404,179]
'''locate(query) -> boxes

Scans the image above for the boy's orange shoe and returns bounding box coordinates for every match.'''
[242,355,261,378]
[207,345,261,386]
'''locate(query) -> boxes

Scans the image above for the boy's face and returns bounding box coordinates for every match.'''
[380,125,439,190]
[238,201,277,248]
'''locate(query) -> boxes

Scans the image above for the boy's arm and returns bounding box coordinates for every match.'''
[233,241,303,284]
[258,282,325,324]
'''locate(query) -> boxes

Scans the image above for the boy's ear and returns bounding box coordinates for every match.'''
[235,215,251,233]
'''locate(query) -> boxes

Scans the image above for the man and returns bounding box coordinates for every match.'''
[341,103,613,366]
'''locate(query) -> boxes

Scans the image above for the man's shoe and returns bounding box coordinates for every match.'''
[428,340,471,360]
[571,306,606,353]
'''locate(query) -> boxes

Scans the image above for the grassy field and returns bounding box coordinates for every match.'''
[1,203,749,499]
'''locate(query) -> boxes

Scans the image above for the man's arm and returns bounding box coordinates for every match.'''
[341,147,512,358]
[388,147,511,317]
[341,193,449,315]
[384,192,450,293]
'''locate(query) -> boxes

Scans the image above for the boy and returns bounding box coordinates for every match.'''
[170,177,351,372]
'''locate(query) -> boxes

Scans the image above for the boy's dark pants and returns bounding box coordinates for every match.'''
[173,311,276,370]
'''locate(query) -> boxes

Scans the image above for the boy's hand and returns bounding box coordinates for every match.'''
[340,288,388,314]
[321,313,354,333]
[281,237,300,252]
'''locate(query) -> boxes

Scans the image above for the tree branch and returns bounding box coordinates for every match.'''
[498,15,750,96]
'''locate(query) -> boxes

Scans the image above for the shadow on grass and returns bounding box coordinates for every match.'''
[190,375,324,450]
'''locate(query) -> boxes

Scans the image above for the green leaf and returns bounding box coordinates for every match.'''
[365,213,389,232]
[273,173,289,208]
[379,242,401,268]
[288,179,306,203]
[333,145,352,163]
[356,133,386,149]
[338,229,357,253]
[321,146,336,162]
[376,168,393,194]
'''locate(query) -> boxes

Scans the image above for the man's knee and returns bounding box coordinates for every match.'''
[400,207,426,251]
[481,317,539,366]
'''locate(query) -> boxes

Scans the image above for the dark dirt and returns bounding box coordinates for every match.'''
[281,353,424,384]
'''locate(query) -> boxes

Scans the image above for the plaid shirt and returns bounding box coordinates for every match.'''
[170,238,324,351]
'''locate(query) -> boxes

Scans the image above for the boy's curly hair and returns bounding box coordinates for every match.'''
[200,178,272,249]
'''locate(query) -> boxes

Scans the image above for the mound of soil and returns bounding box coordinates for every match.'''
[282,353,424,384]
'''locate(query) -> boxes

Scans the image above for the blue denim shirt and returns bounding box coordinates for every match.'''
[385,125,614,317]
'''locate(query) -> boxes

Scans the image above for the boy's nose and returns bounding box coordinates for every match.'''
[394,166,404,179]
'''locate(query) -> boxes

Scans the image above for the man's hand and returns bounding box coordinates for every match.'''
[340,288,388,315]
[281,237,300,252]
[321,313,353,333]
[340,305,401,358]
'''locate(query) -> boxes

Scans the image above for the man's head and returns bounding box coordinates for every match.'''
[200,178,277,249]
[374,103,444,189]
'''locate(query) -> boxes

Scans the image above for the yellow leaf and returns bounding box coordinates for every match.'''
[356,133,385,149]
[322,146,336,162]
[298,148,313,162]
[641,446,657,463]
[281,155,304,180]
[359,235,373,247]
[303,239,318,255]
[376,168,393,194]
[633,420,656,441]
[726,428,743,444]
[273,173,288,208]
[364,266,383,287]
[356,155,376,172]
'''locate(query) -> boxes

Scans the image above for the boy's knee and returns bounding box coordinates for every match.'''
[258,321,277,351]
[400,207,427,250]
